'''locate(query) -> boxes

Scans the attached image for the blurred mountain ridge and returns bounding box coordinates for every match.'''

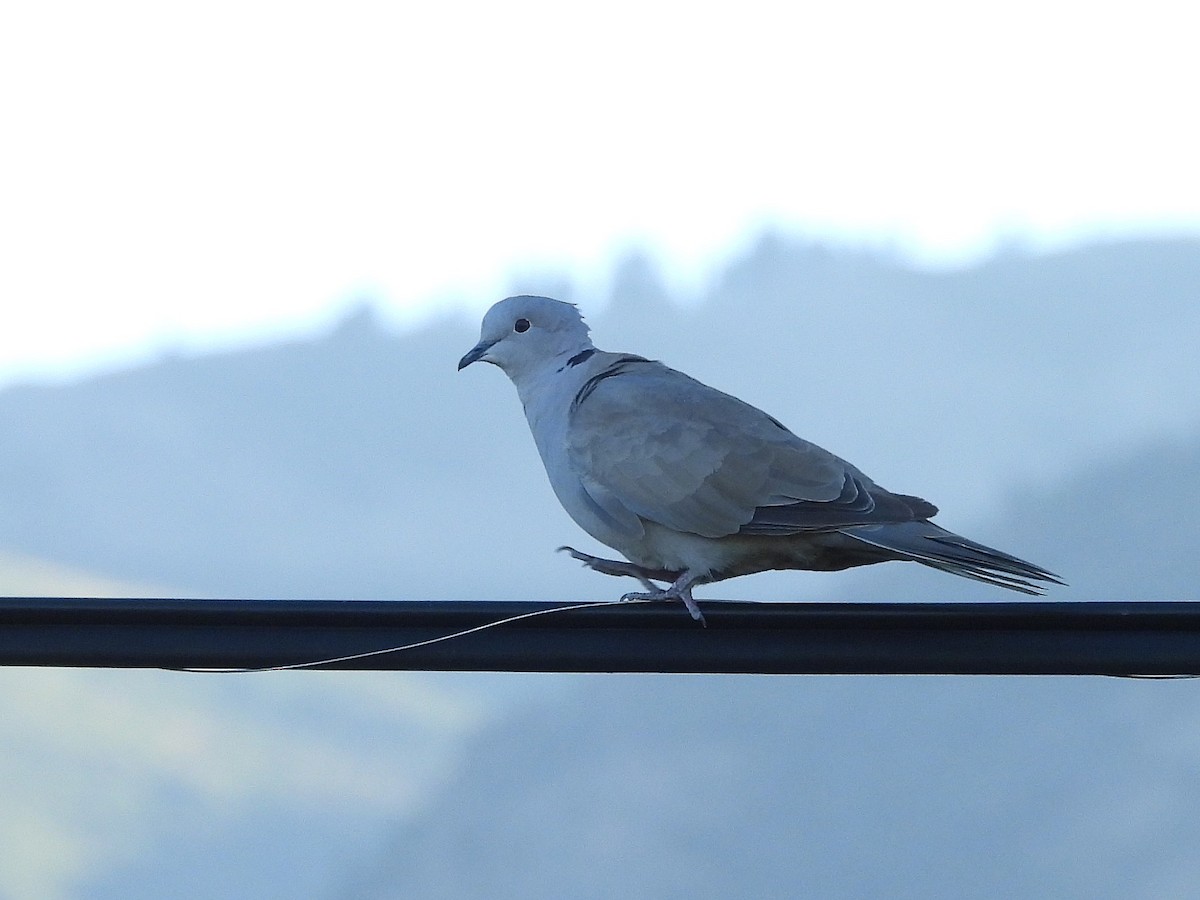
[0,232,1197,899]
[2,233,1198,601]
[345,675,1200,900]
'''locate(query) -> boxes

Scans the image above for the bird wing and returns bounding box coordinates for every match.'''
[566,357,935,539]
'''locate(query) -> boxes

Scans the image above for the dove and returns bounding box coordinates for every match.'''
[459,295,1063,623]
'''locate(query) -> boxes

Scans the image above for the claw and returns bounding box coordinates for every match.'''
[620,583,706,626]
[556,547,705,625]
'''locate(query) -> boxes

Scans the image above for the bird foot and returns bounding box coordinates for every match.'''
[557,546,678,592]
[557,546,705,624]
[620,575,706,626]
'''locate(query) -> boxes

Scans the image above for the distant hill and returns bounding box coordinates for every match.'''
[346,675,1200,900]
[1,233,1198,900]
[2,235,1198,606]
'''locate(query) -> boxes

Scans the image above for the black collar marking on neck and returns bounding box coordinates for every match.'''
[571,354,650,408]
[560,348,597,371]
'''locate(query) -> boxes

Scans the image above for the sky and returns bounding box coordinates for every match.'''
[1,0,1197,385]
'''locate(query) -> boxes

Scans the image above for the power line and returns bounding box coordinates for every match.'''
[1,598,1197,675]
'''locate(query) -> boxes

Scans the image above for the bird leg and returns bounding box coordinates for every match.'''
[620,570,707,626]
[557,546,678,592]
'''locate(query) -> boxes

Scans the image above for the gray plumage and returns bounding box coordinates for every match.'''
[459,295,1063,622]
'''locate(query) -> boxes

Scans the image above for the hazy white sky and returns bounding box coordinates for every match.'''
[1,0,1196,383]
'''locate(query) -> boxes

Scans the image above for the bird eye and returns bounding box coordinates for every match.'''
[514,318,531,333]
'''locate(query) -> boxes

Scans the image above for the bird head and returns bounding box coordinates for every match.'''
[458,295,593,382]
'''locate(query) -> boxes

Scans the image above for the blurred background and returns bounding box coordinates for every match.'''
[2,0,1199,897]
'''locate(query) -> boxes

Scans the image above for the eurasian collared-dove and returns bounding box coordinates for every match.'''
[459,295,1062,622]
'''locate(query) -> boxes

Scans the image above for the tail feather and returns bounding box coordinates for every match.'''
[840,521,1065,594]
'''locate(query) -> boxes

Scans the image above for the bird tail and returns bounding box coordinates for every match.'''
[839,521,1065,595]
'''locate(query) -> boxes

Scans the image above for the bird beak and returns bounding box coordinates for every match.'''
[458,339,497,370]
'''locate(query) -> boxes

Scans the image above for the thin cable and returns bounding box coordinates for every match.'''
[170,598,652,673]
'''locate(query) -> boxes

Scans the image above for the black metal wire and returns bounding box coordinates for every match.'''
[1,597,1198,675]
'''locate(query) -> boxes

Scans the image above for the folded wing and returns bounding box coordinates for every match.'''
[566,358,936,539]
